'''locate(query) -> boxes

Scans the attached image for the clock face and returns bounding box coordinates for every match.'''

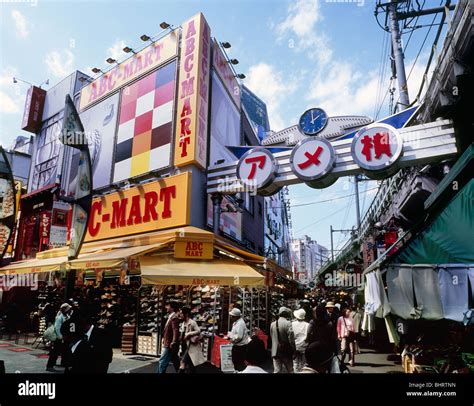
[298,108,328,136]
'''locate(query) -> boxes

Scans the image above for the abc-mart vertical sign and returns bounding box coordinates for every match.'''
[174,13,211,170]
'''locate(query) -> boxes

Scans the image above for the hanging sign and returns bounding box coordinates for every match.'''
[236,147,279,195]
[351,123,403,178]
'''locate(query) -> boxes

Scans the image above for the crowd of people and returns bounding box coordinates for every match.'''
[39,294,363,374]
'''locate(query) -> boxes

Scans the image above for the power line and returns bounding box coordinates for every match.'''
[283,186,379,209]
[293,205,349,234]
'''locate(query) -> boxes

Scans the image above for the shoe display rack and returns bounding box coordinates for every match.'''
[270,291,284,322]
[252,288,268,332]
[137,286,163,356]
[35,285,64,337]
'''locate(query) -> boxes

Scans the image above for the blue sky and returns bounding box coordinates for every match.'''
[0,0,444,252]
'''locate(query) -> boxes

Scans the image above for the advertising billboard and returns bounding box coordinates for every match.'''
[66,92,120,194]
[29,118,63,191]
[207,72,242,241]
[79,33,178,111]
[209,72,240,165]
[113,61,176,183]
[173,13,211,170]
[212,40,241,108]
[241,85,270,142]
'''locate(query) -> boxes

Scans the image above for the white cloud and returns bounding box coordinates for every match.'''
[276,0,322,39]
[0,67,24,114]
[45,49,75,78]
[306,61,379,116]
[11,10,29,39]
[106,39,127,61]
[245,63,297,131]
[276,0,332,65]
[0,91,20,114]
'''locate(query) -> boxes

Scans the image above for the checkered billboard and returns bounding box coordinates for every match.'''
[113,60,177,183]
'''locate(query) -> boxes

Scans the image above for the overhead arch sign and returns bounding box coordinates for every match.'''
[207,117,457,195]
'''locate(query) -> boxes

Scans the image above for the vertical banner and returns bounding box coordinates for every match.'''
[60,95,93,259]
[174,13,211,169]
[0,147,16,259]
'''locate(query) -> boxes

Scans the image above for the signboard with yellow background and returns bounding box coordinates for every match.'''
[85,172,191,241]
[173,13,211,170]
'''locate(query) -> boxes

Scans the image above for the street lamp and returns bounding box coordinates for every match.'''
[140,34,153,43]
[123,46,136,54]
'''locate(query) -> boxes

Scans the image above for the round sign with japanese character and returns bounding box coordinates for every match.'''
[290,138,336,181]
[236,147,277,191]
[351,123,403,172]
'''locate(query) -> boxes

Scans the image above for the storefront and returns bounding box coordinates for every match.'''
[360,146,474,373]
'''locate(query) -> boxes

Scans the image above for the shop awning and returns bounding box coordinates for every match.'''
[0,256,68,274]
[67,243,169,270]
[140,256,265,286]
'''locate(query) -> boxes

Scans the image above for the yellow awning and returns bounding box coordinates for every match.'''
[0,256,68,274]
[140,256,265,286]
[67,242,169,270]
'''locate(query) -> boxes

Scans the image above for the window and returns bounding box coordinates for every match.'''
[244,193,254,215]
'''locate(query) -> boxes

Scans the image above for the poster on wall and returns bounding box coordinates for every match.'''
[241,85,270,142]
[30,119,63,192]
[113,61,176,183]
[207,195,242,241]
[0,147,16,259]
[49,200,71,247]
[209,72,240,165]
[67,93,120,194]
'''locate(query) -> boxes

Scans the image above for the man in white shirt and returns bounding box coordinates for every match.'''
[226,308,250,372]
[292,308,309,372]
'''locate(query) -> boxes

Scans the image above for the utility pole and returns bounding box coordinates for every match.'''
[354,176,361,231]
[388,0,410,111]
[330,225,334,262]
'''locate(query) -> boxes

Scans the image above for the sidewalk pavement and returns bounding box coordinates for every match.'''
[0,338,403,374]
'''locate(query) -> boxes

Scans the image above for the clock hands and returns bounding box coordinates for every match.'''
[311,112,323,124]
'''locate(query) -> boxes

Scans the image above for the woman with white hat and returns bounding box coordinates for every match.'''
[292,308,309,372]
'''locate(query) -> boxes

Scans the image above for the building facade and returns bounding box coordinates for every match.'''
[291,235,328,282]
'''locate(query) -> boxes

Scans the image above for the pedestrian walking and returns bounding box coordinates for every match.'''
[292,308,309,372]
[350,305,362,354]
[68,315,113,374]
[306,305,338,353]
[46,303,72,372]
[337,307,356,366]
[239,336,267,373]
[270,307,295,373]
[226,307,250,372]
[299,341,334,373]
[178,306,206,373]
[157,301,181,374]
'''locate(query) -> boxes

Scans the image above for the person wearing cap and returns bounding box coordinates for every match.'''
[299,341,334,373]
[46,303,72,372]
[325,301,339,324]
[226,307,250,372]
[292,308,309,372]
[270,307,296,373]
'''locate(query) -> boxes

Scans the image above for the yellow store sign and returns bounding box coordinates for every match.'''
[85,172,191,242]
[174,240,213,260]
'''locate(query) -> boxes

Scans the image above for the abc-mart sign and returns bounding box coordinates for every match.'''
[207,120,457,196]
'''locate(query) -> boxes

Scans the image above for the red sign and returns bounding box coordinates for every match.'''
[21,86,46,134]
[290,138,336,182]
[236,148,277,190]
[39,211,51,247]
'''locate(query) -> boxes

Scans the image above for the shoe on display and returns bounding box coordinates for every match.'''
[202,286,210,293]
